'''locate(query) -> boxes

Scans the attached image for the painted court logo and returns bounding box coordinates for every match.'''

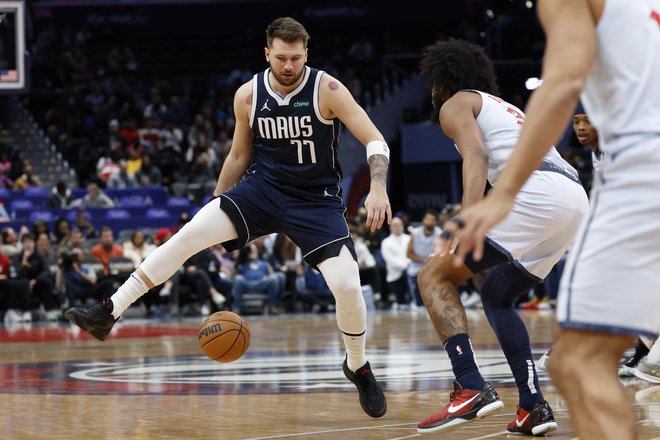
[4,348,551,396]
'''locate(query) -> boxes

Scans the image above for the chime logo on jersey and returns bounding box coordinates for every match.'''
[257,115,313,140]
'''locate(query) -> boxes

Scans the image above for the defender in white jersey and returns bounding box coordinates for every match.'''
[444,1,660,439]
[415,39,588,436]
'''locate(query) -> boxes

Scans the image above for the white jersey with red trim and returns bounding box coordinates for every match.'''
[581,0,660,153]
[470,90,575,186]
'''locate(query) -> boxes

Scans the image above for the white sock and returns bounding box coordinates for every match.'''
[110,273,148,319]
[342,327,367,372]
[317,245,368,372]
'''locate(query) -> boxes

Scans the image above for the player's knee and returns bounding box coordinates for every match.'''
[327,276,361,301]
[417,262,450,295]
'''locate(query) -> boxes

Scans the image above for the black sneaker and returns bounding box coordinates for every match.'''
[342,357,387,418]
[623,338,651,368]
[64,299,117,341]
[507,400,558,436]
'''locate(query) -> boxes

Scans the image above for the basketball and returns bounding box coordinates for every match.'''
[198,311,250,363]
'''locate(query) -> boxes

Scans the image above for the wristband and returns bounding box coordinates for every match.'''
[366,140,390,162]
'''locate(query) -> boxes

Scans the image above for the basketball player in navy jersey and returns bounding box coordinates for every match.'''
[442,1,660,439]
[415,39,588,435]
[64,17,391,419]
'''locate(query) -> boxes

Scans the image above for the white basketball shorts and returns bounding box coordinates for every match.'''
[487,170,589,280]
[557,138,660,338]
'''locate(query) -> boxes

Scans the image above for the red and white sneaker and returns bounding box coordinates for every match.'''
[507,401,558,436]
[417,381,504,433]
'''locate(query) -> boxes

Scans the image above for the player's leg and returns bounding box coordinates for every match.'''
[549,329,636,440]
[479,263,557,435]
[416,249,506,433]
[64,198,239,340]
[317,244,387,418]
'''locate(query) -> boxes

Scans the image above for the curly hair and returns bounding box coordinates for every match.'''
[420,39,499,106]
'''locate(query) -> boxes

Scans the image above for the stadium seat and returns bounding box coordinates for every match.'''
[145,208,171,218]
[166,196,191,207]
[105,209,132,219]
[108,256,136,282]
[10,199,35,211]
[29,211,55,222]
[119,195,148,208]
[23,186,49,197]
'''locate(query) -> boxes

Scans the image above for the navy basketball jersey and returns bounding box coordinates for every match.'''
[248,66,342,191]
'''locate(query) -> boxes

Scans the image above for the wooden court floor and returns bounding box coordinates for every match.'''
[1,309,658,439]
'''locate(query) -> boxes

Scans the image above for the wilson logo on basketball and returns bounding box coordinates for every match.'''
[199,323,221,338]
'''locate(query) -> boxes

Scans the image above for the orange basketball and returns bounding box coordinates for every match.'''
[198,311,250,362]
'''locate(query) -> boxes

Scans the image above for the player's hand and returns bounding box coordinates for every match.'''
[364,184,392,232]
[443,192,514,265]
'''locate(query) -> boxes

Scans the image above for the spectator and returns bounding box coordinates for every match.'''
[295,263,334,313]
[36,231,58,265]
[107,159,138,188]
[12,233,58,318]
[55,247,114,308]
[135,153,162,186]
[0,248,31,324]
[165,95,191,129]
[72,183,115,208]
[1,226,25,257]
[90,226,123,276]
[380,217,411,310]
[143,87,168,125]
[73,210,96,239]
[406,209,442,308]
[350,222,382,301]
[232,243,282,315]
[122,230,156,268]
[187,113,214,149]
[12,163,44,189]
[45,181,74,208]
[32,221,51,241]
[0,200,10,222]
[66,228,88,256]
[0,168,12,189]
[53,217,72,249]
[161,118,184,153]
[179,248,227,315]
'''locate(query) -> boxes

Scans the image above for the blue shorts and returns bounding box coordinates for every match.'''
[219,174,356,267]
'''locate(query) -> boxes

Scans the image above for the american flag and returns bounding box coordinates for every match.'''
[0,70,18,82]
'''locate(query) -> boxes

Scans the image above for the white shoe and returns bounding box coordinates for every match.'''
[461,291,481,309]
[4,309,22,324]
[537,348,552,372]
[211,291,226,306]
[634,359,660,384]
[618,365,637,377]
[200,304,211,317]
[21,311,32,323]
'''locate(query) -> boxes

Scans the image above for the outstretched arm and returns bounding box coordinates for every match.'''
[214,81,255,196]
[448,0,598,263]
[321,74,392,231]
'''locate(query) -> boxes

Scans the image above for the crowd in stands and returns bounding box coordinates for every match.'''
[0,7,576,325]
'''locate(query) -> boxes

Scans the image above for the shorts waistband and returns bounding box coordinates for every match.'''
[538,161,581,184]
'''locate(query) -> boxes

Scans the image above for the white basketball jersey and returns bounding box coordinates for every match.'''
[471,90,573,185]
[581,0,660,152]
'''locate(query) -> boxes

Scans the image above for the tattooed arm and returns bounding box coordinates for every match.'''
[321,73,392,231]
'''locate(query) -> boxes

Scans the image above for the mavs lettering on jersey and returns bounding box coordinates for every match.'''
[249,66,342,190]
